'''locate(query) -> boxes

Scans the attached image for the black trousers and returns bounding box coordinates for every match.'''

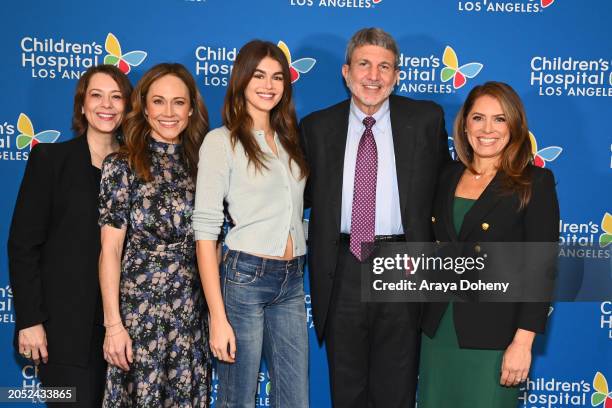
[38,325,106,407]
[325,240,421,408]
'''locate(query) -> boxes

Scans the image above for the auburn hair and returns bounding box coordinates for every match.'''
[72,64,132,136]
[453,81,533,207]
[222,40,308,179]
[121,63,208,181]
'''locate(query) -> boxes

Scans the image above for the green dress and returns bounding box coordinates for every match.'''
[417,197,519,408]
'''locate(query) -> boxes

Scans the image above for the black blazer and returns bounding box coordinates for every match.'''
[421,161,560,349]
[8,136,103,367]
[300,95,450,341]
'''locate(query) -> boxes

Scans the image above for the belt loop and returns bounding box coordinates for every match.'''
[231,250,239,270]
[260,258,266,277]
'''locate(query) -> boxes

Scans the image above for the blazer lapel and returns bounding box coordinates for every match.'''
[389,96,415,217]
[458,171,504,240]
[326,102,350,234]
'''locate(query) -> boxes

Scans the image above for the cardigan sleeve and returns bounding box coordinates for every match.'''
[193,128,231,241]
[8,144,53,330]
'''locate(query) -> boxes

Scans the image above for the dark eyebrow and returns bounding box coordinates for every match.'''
[89,88,121,92]
[471,111,505,117]
[254,68,284,76]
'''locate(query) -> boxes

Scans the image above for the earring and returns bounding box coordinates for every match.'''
[81,107,84,115]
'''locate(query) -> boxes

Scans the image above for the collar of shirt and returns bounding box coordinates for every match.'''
[253,129,280,154]
[349,98,391,137]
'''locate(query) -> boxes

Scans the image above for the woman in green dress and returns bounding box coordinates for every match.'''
[419,81,559,407]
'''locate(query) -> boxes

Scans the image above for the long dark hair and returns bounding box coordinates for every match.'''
[222,40,308,179]
[453,81,533,207]
[121,63,209,181]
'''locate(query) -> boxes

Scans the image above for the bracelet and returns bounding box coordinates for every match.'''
[103,321,123,329]
[104,327,126,337]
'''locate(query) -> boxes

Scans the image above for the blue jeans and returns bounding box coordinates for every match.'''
[217,250,309,408]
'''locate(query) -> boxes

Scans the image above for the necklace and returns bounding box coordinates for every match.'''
[472,170,496,180]
[89,143,118,162]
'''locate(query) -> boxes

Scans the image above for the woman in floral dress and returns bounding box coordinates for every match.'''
[98,63,212,407]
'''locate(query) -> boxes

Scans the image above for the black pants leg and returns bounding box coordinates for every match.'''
[325,241,420,408]
[39,326,106,408]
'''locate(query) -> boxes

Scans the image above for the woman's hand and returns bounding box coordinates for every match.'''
[18,324,48,364]
[500,329,535,386]
[209,316,236,363]
[103,325,133,371]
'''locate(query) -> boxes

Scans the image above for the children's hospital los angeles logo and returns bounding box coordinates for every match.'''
[289,0,382,9]
[277,41,316,83]
[103,33,147,74]
[397,45,483,95]
[195,40,316,87]
[591,372,612,407]
[0,113,60,161]
[458,0,555,13]
[518,371,612,407]
[529,132,562,168]
[529,55,612,97]
[20,32,147,79]
[0,284,14,324]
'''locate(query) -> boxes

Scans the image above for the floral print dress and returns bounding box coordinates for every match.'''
[99,138,210,407]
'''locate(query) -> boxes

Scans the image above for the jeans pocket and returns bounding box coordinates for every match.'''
[226,261,259,285]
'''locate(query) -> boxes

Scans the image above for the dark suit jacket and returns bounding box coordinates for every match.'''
[8,136,103,367]
[421,161,560,349]
[300,94,450,341]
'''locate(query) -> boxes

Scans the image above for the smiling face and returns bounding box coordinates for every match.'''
[342,44,398,116]
[244,56,284,119]
[82,73,126,136]
[144,74,192,144]
[465,94,511,162]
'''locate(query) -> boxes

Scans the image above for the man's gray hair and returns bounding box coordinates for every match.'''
[345,27,400,69]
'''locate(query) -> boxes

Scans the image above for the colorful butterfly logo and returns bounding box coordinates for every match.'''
[541,0,555,8]
[277,41,316,84]
[104,33,147,74]
[592,372,612,408]
[15,113,60,150]
[440,46,483,89]
[600,213,612,248]
[529,132,562,168]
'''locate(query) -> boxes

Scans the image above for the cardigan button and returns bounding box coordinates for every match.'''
[474,244,481,253]
[431,216,436,223]
[481,222,490,231]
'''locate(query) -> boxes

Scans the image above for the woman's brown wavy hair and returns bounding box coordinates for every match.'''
[222,40,308,179]
[453,81,533,207]
[121,63,209,181]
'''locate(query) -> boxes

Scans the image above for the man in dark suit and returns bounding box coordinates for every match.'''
[300,28,450,407]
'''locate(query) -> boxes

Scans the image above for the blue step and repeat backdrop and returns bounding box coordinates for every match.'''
[1,0,611,407]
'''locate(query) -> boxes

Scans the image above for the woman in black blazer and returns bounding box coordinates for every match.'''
[8,64,131,407]
[418,82,559,407]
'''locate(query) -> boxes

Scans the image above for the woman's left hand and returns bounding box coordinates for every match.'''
[500,340,532,387]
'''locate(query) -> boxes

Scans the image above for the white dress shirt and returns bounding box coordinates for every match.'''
[340,98,404,235]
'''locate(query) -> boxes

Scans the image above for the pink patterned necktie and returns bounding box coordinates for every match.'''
[349,116,377,261]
